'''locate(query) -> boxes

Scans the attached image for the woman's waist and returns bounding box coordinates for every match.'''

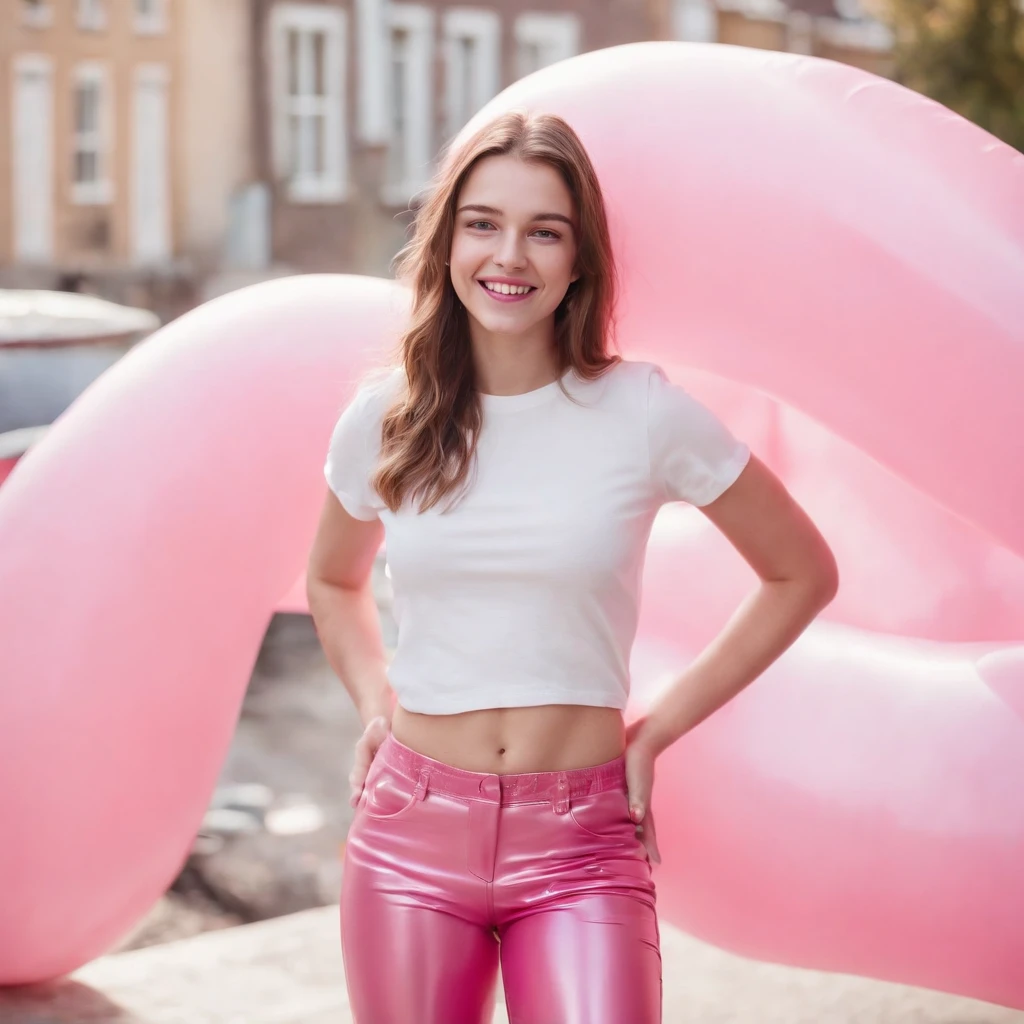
[390,701,626,775]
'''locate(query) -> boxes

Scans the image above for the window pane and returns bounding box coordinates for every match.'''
[313,112,326,176]
[298,113,315,178]
[287,29,300,96]
[313,31,326,97]
[76,83,99,132]
[517,41,544,78]
[389,28,409,183]
[288,113,302,178]
[74,148,97,184]
[460,37,475,124]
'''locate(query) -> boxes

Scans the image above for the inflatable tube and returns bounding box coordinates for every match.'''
[1,43,1022,1006]
[0,275,408,982]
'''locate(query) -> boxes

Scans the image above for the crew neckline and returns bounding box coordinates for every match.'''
[478,368,575,413]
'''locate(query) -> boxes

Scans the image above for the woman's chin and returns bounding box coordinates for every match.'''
[465,304,557,340]
[468,312,538,337]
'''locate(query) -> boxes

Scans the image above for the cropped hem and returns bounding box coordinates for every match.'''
[393,688,629,716]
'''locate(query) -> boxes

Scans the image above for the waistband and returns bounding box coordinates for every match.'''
[376,732,627,806]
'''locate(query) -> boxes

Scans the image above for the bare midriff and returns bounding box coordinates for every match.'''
[390,703,626,775]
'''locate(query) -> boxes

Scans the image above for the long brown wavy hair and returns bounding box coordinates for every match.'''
[371,110,621,515]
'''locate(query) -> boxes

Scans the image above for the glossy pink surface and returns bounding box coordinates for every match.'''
[342,733,660,1023]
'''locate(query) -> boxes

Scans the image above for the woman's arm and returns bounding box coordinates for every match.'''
[633,453,839,757]
[306,492,394,728]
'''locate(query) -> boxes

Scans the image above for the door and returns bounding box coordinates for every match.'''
[131,64,171,263]
[13,56,54,263]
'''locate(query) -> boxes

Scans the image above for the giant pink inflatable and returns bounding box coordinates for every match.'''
[1,41,1022,1007]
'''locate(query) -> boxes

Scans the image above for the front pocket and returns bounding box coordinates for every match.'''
[359,767,421,821]
[567,788,634,840]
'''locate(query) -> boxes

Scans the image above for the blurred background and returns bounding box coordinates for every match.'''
[0,0,1019,324]
[1,2,1022,1021]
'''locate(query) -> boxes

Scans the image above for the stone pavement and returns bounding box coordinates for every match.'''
[3,906,1021,1024]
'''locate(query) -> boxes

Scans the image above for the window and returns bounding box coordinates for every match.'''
[443,8,500,141]
[72,63,113,205]
[786,10,814,53]
[135,0,167,35]
[833,0,862,19]
[383,4,434,206]
[514,13,580,79]
[131,64,171,263]
[673,0,717,42]
[270,4,348,203]
[22,0,53,28]
[77,0,107,31]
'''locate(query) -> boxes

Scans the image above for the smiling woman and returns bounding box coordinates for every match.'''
[315,115,682,1024]
[308,108,839,1024]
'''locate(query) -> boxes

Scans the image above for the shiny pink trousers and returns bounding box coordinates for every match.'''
[341,733,662,1023]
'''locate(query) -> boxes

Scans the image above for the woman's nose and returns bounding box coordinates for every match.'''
[494,233,527,270]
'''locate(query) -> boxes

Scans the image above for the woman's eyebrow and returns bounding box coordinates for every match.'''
[457,203,575,227]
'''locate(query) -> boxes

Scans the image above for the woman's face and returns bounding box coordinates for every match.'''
[448,155,579,342]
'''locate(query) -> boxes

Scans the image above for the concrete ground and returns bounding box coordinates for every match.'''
[3,905,1022,1024]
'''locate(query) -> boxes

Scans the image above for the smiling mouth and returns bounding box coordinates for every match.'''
[478,281,537,302]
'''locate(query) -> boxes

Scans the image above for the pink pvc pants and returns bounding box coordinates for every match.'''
[340,733,662,1023]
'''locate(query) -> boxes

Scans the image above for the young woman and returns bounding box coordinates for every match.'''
[307,111,838,1024]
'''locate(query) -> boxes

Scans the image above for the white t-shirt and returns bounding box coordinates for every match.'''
[323,358,750,714]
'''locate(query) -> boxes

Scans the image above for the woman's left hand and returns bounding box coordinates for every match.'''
[624,718,662,865]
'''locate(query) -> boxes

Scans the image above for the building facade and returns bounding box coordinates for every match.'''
[1,0,894,313]
[253,0,663,278]
[0,0,256,317]
[666,0,893,74]
[255,0,893,279]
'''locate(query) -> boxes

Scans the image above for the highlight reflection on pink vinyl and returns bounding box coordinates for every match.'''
[1,42,1022,1007]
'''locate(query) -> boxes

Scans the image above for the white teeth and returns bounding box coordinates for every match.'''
[483,282,532,296]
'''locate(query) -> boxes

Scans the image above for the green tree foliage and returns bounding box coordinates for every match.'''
[883,0,1024,150]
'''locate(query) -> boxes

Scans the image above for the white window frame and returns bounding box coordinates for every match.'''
[71,62,114,206]
[673,0,718,42]
[442,7,500,141]
[22,1,54,29]
[356,0,388,144]
[77,0,107,31]
[12,53,55,263]
[269,3,349,204]
[514,13,580,79]
[134,0,168,35]
[131,63,172,264]
[382,4,435,207]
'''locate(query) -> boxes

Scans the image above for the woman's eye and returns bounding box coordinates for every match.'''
[533,229,559,240]
[468,220,494,230]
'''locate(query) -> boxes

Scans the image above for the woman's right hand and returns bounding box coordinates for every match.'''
[349,715,391,807]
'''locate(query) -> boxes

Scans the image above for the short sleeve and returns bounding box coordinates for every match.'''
[647,364,750,507]
[323,386,382,521]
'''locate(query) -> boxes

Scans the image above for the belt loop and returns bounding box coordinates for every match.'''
[414,766,430,802]
[553,773,570,815]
